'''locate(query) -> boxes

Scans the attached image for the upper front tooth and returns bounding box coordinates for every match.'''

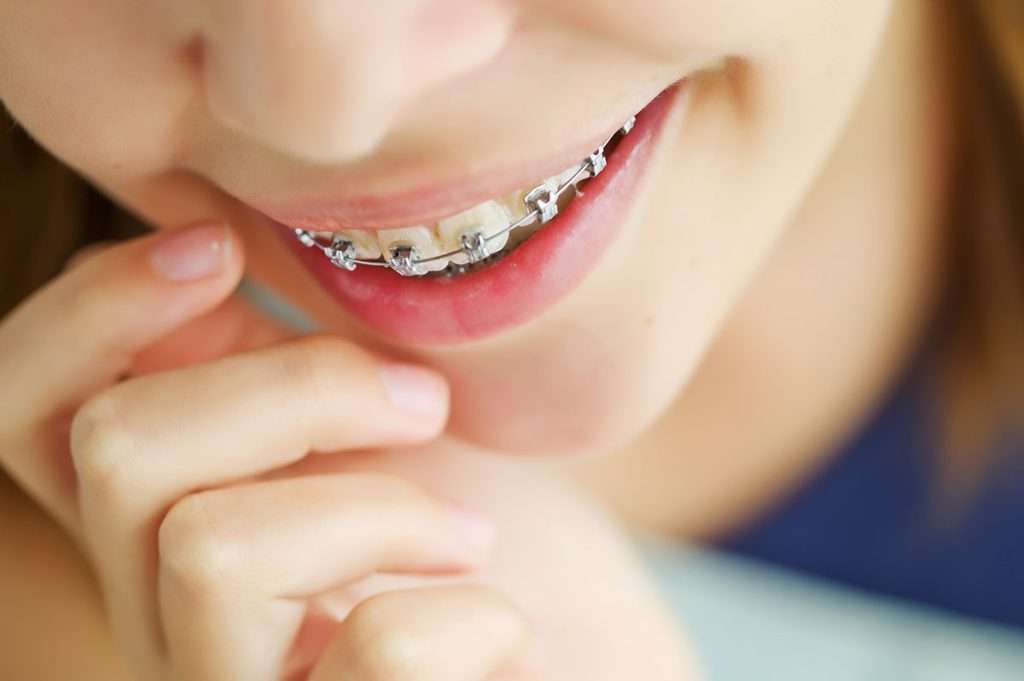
[437,200,512,265]
[526,177,562,224]
[503,189,535,226]
[556,162,586,188]
[377,226,448,272]
[337,230,382,260]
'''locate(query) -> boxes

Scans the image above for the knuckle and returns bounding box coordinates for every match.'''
[339,588,529,680]
[69,393,138,495]
[159,494,242,597]
[344,596,427,681]
[473,588,530,647]
[276,336,370,398]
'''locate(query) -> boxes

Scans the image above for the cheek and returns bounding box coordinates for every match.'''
[0,0,191,182]
[535,0,831,62]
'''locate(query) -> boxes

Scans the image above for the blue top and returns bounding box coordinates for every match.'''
[723,324,1024,629]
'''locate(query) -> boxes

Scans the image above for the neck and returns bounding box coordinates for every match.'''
[570,0,958,538]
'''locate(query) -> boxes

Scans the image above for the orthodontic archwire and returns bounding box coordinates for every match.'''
[292,115,638,277]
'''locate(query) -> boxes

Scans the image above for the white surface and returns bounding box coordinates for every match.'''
[645,544,1024,680]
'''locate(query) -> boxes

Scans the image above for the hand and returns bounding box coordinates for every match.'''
[0,223,528,681]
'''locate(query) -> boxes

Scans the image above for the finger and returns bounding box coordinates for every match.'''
[157,475,495,681]
[310,586,528,681]
[130,295,296,376]
[63,243,295,374]
[63,241,115,272]
[5,222,242,414]
[0,222,242,528]
[70,336,450,678]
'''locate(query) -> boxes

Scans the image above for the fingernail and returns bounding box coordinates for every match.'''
[449,506,497,556]
[149,223,231,282]
[379,363,448,418]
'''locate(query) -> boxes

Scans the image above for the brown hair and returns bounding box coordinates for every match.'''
[937,0,1024,486]
[2,1,1023,475]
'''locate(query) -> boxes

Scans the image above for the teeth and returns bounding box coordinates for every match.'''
[377,226,449,273]
[556,163,585,189]
[438,200,512,265]
[295,229,317,248]
[325,235,358,270]
[585,149,607,178]
[337,230,382,260]
[296,112,637,275]
[525,177,561,224]
[503,189,535,226]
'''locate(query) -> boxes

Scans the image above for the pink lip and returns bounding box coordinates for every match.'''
[258,128,620,231]
[279,84,681,345]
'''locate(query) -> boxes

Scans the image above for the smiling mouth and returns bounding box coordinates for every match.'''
[276,83,683,344]
[289,115,638,278]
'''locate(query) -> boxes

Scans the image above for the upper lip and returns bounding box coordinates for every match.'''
[246,114,636,232]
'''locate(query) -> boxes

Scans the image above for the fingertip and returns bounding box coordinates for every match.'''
[378,362,451,426]
[147,222,243,285]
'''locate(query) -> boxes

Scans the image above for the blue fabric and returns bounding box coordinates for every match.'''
[722,329,1024,630]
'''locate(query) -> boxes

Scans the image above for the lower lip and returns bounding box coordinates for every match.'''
[281,84,681,345]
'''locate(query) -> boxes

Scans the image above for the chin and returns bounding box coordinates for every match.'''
[439,331,697,458]
[446,375,685,458]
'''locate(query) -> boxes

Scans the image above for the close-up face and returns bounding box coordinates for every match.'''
[0,0,892,456]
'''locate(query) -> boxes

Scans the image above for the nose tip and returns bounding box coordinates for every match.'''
[198,1,514,163]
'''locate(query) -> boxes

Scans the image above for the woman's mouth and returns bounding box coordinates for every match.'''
[273,83,683,345]
[289,114,635,278]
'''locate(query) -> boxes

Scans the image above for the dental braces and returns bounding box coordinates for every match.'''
[292,115,637,277]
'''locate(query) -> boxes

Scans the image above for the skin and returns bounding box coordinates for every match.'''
[0,0,955,679]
